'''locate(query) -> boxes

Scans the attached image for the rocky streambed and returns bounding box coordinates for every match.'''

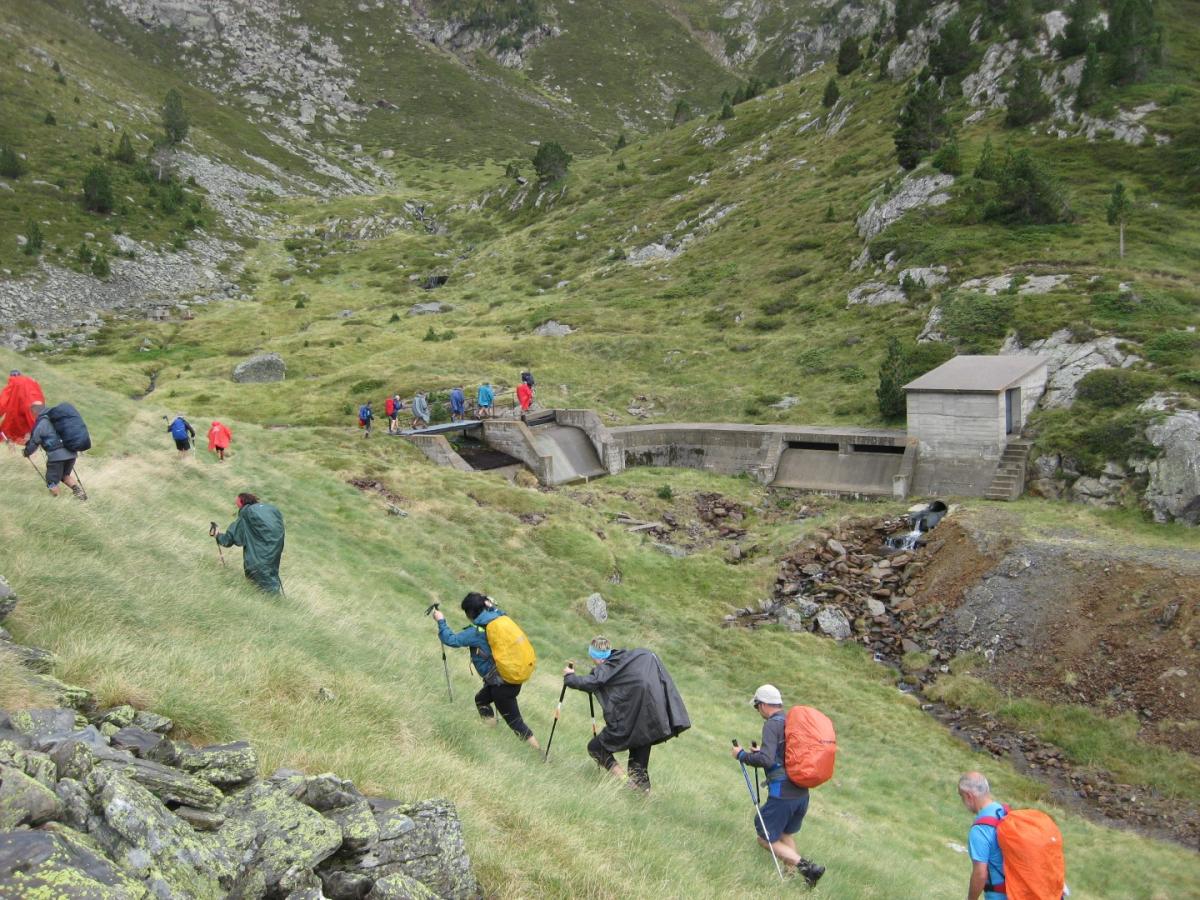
[0,575,478,898]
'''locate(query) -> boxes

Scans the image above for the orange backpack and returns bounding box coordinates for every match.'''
[973,806,1066,900]
[783,706,837,788]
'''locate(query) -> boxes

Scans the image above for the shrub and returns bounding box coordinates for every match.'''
[82,165,114,213]
[974,136,997,180]
[348,379,385,396]
[23,220,43,256]
[160,180,185,214]
[532,142,571,182]
[112,131,136,164]
[1005,59,1052,127]
[1144,331,1200,366]
[0,146,26,178]
[76,242,93,264]
[1074,369,1159,408]
[656,484,674,501]
[940,292,1014,352]
[91,252,111,277]
[161,88,189,144]
[932,135,962,175]
[43,111,56,126]
[984,149,1071,225]
[836,37,861,75]
[822,77,840,109]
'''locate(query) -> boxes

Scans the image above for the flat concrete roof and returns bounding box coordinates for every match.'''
[903,355,1048,393]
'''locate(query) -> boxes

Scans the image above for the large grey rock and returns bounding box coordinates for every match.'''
[0,763,63,828]
[856,174,954,241]
[111,726,165,758]
[0,639,55,673]
[534,320,574,337]
[0,827,151,898]
[325,799,379,852]
[319,799,476,900]
[1137,394,1200,524]
[0,577,15,621]
[847,281,906,306]
[585,593,608,623]
[7,708,79,750]
[232,352,286,383]
[815,606,852,641]
[1069,476,1120,507]
[56,737,224,810]
[163,740,258,787]
[221,780,343,891]
[367,872,437,899]
[408,301,452,316]
[1001,328,1139,408]
[132,710,173,734]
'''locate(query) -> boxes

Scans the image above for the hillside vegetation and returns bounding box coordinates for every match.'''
[3,349,1200,898]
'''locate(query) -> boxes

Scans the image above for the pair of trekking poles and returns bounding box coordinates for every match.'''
[26,456,88,497]
[542,663,599,763]
[733,738,785,881]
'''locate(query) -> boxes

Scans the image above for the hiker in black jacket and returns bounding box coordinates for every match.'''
[24,403,86,500]
[563,636,690,792]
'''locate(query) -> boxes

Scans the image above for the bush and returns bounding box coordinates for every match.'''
[656,484,674,501]
[91,252,111,277]
[973,136,997,180]
[822,77,840,109]
[160,180,185,214]
[161,88,189,144]
[82,165,114,213]
[836,37,861,75]
[532,142,571,182]
[1005,59,1052,127]
[1144,331,1200,366]
[76,242,93,264]
[112,131,136,164]
[43,111,56,126]
[984,149,1071,225]
[932,135,962,175]
[940,292,1014,352]
[23,220,43,256]
[0,146,26,178]
[1074,369,1159,408]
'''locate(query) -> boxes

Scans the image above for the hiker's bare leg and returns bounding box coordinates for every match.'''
[526,734,541,751]
[757,835,801,867]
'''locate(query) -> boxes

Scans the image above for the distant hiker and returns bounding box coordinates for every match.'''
[358,401,374,438]
[433,592,540,751]
[521,370,535,392]
[563,636,690,793]
[449,386,466,422]
[207,421,232,461]
[0,370,44,445]
[167,414,196,457]
[411,392,430,429]
[516,381,533,416]
[520,370,536,411]
[386,393,403,434]
[213,492,285,594]
[23,402,87,500]
[477,382,494,419]
[733,685,826,887]
[958,772,1067,900]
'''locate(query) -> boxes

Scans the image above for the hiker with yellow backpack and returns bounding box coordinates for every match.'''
[434,592,540,751]
[732,685,834,887]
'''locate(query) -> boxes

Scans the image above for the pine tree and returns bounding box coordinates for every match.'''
[1105,0,1160,85]
[822,77,840,109]
[836,36,862,76]
[1107,181,1131,258]
[161,88,189,144]
[895,0,930,42]
[613,133,627,151]
[532,142,571,182]
[43,111,56,126]
[1005,59,1052,127]
[985,149,1071,224]
[719,101,735,120]
[932,134,962,175]
[82,165,114,213]
[113,131,136,164]
[894,77,949,169]
[929,12,974,79]
[1006,0,1034,40]
[91,251,111,278]
[876,336,908,419]
[23,219,43,256]
[1077,42,1102,108]
[824,203,835,222]
[1056,0,1098,58]
[0,145,24,179]
[974,136,997,180]
[672,99,692,127]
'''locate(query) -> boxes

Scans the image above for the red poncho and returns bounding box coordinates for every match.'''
[207,421,232,452]
[516,382,533,411]
[0,374,45,444]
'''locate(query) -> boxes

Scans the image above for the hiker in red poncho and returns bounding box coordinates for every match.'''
[0,370,45,445]
[516,381,533,416]
[207,421,232,461]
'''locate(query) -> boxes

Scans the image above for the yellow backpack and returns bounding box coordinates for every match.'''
[481,615,537,684]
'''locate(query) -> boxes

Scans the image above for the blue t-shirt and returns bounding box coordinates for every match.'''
[969,802,1007,900]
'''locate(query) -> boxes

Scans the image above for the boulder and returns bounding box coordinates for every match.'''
[111,726,165,758]
[325,799,380,851]
[1001,329,1139,408]
[847,281,906,306]
[0,828,150,897]
[0,763,63,828]
[816,607,852,641]
[0,639,54,673]
[533,320,574,337]
[319,799,476,900]
[585,593,608,623]
[56,738,224,810]
[232,352,286,383]
[221,780,343,891]
[408,301,452,316]
[777,607,808,632]
[367,872,438,899]
[0,577,15,621]
[132,710,173,734]
[100,706,137,729]
[866,598,887,617]
[856,172,954,240]
[1138,394,1200,524]
[173,740,259,787]
[7,708,79,750]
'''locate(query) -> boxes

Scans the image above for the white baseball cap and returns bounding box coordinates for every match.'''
[751,684,783,706]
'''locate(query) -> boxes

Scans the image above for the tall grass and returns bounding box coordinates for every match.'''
[1,353,1197,899]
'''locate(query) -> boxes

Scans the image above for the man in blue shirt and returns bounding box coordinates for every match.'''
[959,771,1006,900]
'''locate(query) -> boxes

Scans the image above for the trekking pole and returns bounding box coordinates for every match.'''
[544,662,573,762]
[751,741,761,804]
[27,455,44,482]
[209,523,226,567]
[733,740,785,882]
[424,603,454,702]
[588,692,598,737]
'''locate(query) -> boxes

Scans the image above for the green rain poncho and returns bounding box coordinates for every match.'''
[217,502,285,593]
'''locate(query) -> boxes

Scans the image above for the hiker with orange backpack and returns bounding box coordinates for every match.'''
[958,771,1067,900]
[732,685,830,887]
[434,592,540,752]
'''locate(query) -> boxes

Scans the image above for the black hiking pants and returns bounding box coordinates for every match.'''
[475,682,533,739]
[588,733,652,789]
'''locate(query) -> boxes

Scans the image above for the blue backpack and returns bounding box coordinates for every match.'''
[359,404,372,421]
[170,417,190,440]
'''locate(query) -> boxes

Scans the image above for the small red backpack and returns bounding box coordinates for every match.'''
[974,805,1066,900]
[783,706,837,788]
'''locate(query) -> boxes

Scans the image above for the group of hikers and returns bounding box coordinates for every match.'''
[166,413,233,460]
[357,371,535,435]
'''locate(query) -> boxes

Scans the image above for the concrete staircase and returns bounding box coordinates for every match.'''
[984,439,1034,501]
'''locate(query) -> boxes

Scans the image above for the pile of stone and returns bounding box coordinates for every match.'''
[695,493,747,540]
[0,578,477,899]
[724,516,953,681]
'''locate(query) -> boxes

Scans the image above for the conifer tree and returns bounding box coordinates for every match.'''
[1056,0,1098,58]
[1006,0,1034,40]
[1077,42,1102,108]
[822,77,840,109]
[932,133,962,175]
[23,219,43,256]
[836,36,862,76]
[672,99,692,127]
[929,12,974,79]
[113,131,136,164]
[974,135,997,180]
[82,165,114,213]
[894,0,930,42]
[0,145,24,179]
[161,88,189,145]
[1004,59,1051,127]
[532,142,571,182]
[894,77,949,169]
[1107,181,1131,258]
[1105,0,1160,84]
[719,101,735,120]
[613,133,627,151]
[877,336,907,419]
[986,149,1071,224]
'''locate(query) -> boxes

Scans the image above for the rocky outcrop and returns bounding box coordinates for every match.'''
[1001,328,1139,408]
[888,1,959,81]
[856,173,954,241]
[232,352,286,383]
[1136,394,1200,525]
[0,576,477,900]
[533,320,574,337]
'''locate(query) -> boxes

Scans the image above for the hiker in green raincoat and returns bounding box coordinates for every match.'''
[211,492,286,594]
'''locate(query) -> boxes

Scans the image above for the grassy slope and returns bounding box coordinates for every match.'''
[3,349,1199,899]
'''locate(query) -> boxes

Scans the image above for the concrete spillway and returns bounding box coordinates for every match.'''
[529,423,608,484]
[772,444,905,495]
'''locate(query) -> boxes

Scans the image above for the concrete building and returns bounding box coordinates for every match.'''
[905,355,1048,497]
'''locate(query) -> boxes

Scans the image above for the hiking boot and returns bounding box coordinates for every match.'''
[797,860,824,888]
[71,484,88,502]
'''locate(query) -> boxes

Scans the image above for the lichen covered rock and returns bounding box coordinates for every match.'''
[0,827,150,898]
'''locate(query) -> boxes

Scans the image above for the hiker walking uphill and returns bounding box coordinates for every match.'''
[476,382,494,419]
[449,386,466,422]
[386,393,403,435]
[212,492,285,594]
[516,381,533,416]
[23,402,89,500]
[958,772,1067,900]
[358,401,374,438]
[167,414,196,458]
[0,370,44,445]
[732,685,830,887]
[563,637,690,793]
[411,392,431,430]
[207,421,232,461]
[433,593,540,751]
